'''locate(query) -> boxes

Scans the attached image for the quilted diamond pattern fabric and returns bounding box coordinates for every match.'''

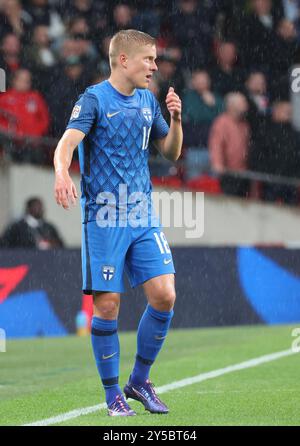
[67,80,169,223]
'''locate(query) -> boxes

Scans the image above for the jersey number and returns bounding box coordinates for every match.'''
[142,126,151,151]
[154,231,171,254]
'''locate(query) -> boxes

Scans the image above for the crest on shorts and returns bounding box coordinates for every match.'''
[142,108,152,122]
[102,265,115,281]
[71,104,81,119]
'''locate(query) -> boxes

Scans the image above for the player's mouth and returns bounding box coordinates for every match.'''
[145,74,152,82]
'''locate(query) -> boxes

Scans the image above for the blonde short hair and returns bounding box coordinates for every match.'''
[109,29,156,69]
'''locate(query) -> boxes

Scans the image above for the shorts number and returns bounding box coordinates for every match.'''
[154,231,171,254]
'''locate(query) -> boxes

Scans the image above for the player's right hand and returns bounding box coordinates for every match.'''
[54,169,78,210]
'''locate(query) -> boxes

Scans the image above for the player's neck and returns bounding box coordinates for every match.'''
[108,76,136,97]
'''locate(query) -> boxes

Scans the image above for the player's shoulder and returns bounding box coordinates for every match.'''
[78,81,110,113]
[82,81,108,99]
[86,80,108,93]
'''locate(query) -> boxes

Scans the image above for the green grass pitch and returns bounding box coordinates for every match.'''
[0,324,300,426]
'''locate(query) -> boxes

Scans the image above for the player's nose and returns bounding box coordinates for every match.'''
[152,61,158,71]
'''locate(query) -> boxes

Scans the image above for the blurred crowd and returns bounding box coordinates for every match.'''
[1,0,300,203]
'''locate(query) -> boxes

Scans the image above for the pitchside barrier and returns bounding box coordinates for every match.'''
[0,247,300,338]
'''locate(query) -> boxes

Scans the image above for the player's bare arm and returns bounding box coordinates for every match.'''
[153,87,183,162]
[53,128,84,210]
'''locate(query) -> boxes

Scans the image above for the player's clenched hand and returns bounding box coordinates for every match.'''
[165,87,182,121]
[54,169,78,210]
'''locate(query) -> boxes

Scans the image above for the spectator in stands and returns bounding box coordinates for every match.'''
[0,0,32,42]
[26,0,51,26]
[68,15,90,36]
[26,0,65,40]
[234,0,284,73]
[55,17,97,67]
[271,17,299,99]
[62,0,101,23]
[244,71,270,143]
[210,41,245,96]
[281,0,300,21]
[182,70,224,179]
[25,25,56,69]
[281,0,300,42]
[219,0,248,40]
[63,0,94,18]
[208,92,250,197]
[155,52,184,118]
[57,15,98,64]
[183,70,224,147]
[0,34,26,84]
[61,0,109,43]
[161,46,183,65]
[171,0,216,68]
[245,71,269,116]
[0,197,64,249]
[0,68,50,138]
[131,1,162,37]
[23,25,57,96]
[250,101,300,204]
[110,3,134,34]
[159,45,187,84]
[47,55,88,137]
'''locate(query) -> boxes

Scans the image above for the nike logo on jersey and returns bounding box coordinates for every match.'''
[102,352,117,360]
[155,335,167,340]
[164,259,172,265]
[107,111,121,118]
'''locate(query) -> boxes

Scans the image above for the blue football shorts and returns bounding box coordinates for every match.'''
[81,221,175,294]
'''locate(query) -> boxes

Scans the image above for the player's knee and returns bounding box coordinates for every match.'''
[150,288,176,312]
[93,293,120,319]
[95,300,119,319]
[163,289,176,311]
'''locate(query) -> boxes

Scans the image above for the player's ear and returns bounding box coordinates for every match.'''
[119,53,128,68]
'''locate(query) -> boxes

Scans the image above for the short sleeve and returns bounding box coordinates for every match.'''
[150,99,169,140]
[66,91,98,135]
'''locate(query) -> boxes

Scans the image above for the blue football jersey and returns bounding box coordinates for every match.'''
[66,80,169,224]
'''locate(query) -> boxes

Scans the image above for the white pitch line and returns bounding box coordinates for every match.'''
[23,403,107,426]
[23,348,297,426]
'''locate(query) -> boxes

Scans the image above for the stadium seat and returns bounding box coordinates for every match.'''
[151,176,183,188]
[186,174,221,194]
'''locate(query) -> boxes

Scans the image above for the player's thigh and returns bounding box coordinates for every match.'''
[143,273,176,312]
[125,227,175,295]
[82,222,130,294]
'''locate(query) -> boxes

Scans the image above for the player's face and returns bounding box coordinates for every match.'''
[126,45,158,89]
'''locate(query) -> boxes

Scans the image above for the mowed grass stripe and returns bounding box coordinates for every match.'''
[0,325,298,425]
[23,348,296,426]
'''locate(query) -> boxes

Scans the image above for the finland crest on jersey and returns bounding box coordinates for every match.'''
[142,108,152,122]
[102,265,115,281]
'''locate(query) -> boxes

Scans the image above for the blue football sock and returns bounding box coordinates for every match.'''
[91,316,122,406]
[130,304,174,385]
